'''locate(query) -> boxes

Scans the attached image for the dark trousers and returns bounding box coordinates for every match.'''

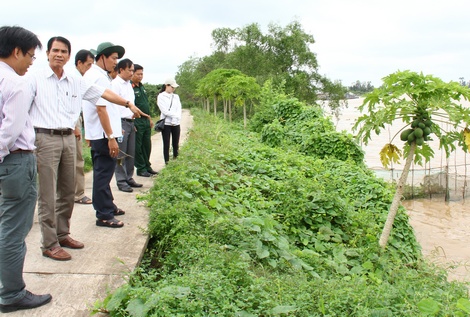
[134,121,151,174]
[0,153,37,305]
[90,138,117,220]
[162,125,181,163]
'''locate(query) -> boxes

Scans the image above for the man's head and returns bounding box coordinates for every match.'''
[75,49,94,76]
[132,64,143,84]
[0,25,42,75]
[92,42,125,73]
[117,58,134,82]
[46,36,71,70]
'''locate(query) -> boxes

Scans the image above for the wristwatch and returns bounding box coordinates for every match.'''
[108,133,115,140]
[125,101,130,108]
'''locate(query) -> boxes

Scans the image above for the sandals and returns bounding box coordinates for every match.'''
[75,196,92,204]
[114,208,125,216]
[96,218,124,228]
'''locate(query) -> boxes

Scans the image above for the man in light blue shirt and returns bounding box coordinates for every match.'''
[0,25,52,313]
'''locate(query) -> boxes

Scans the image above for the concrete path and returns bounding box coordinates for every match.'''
[9,110,193,317]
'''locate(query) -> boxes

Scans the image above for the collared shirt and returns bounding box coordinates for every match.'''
[28,67,104,130]
[82,64,122,140]
[157,91,182,126]
[0,61,35,162]
[112,76,134,119]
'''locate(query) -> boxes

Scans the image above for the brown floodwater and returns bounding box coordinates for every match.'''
[331,98,470,282]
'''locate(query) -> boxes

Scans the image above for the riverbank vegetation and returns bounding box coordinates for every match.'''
[94,95,470,316]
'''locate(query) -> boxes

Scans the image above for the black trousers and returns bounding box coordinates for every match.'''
[162,125,181,164]
[90,138,117,220]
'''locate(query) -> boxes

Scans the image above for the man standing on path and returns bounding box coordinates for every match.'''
[74,49,95,205]
[29,37,146,260]
[112,58,142,192]
[132,64,158,177]
[0,25,52,313]
[83,42,147,228]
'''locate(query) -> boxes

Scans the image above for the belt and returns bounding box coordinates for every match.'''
[10,149,34,154]
[122,118,134,122]
[35,128,73,135]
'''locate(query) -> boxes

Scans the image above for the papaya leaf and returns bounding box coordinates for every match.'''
[379,143,401,168]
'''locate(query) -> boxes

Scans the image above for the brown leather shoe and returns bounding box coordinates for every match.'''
[59,236,84,249]
[42,246,71,261]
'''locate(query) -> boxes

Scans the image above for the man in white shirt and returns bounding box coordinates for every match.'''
[112,58,143,192]
[83,42,141,228]
[0,25,52,313]
[29,37,146,261]
[73,49,95,205]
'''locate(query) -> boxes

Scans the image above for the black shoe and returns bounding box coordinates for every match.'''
[137,171,152,177]
[0,290,52,313]
[118,186,133,193]
[147,168,159,175]
[127,180,143,188]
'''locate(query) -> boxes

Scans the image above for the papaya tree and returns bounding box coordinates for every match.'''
[353,70,470,249]
[222,74,260,127]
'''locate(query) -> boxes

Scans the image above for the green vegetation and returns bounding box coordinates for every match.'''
[93,93,470,316]
[176,20,347,115]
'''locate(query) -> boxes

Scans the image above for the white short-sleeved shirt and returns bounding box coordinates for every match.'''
[111,76,134,119]
[28,67,103,129]
[82,64,122,140]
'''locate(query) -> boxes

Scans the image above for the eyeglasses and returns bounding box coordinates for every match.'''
[26,51,36,61]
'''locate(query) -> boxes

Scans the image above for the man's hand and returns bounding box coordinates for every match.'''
[74,126,81,141]
[128,102,149,119]
[108,138,119,158]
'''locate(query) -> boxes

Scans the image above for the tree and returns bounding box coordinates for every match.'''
[353,70,470,248]
[222,74,260,127]
[196,69,243,118]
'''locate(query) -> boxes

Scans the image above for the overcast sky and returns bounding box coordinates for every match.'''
[3,0,470,87]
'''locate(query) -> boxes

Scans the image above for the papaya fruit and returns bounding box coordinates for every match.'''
[416,137,424,146]
[400,129,414,141]
[414,127,424,138]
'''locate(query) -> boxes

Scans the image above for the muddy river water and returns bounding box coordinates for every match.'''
[332,98,470,282]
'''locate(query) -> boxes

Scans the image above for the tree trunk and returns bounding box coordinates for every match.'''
[229,100,232,122]
[379,142,416,249]
[213,95,217,116]
[223,99,227,120]
[243,102,247,128]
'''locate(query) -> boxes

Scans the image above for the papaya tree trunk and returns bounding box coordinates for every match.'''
[223,99,227,120]
[213,95,217,116]
[243,102,247,128]
[379,142,416,249]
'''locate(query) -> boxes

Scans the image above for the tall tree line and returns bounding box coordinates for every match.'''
[175,20,346,111]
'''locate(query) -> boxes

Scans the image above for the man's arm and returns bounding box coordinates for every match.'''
[101,89,149,119]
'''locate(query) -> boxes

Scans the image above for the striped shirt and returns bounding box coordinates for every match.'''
[28,67,104,129]
[0,61,35,162]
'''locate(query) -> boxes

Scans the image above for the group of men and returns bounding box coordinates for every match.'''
[0,25,156,313]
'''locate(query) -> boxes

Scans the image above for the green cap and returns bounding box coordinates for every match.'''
[90,42,125,59]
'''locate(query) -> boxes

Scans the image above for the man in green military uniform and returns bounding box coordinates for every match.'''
[131,64,157,177]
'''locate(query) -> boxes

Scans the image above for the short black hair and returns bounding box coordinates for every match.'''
[117,58,133,73]
[75,49,94,66]
[47,36,71,55]
[134,64,143,72]
[0,25,42,58]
